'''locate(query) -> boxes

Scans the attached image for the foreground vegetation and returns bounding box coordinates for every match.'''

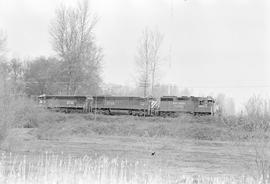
[0,152,258,184]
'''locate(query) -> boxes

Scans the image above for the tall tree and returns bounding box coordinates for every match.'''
[0,31,8,144]
[149,30,163,96]
[0,30,6,63]
[0,30,7,87]
[135,28,163,97]
[0,30,11,118]
[50,1,102,95]
[136,29,151,97]
[9,58,24,94]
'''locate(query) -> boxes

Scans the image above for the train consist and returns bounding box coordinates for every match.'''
[38,94,216,116]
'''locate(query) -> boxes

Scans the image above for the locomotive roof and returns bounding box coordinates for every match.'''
[161,96,190,98]
[38,94,87,99]
[161,96,215,100]
[93,95,148,99]
[161,96,177,98]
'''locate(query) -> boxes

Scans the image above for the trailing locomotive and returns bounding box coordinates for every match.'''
[38,95,89,113]
[38,94,215,116]
[90,96,156,116]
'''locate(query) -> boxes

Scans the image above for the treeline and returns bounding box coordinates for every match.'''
[0,1,102,97]
[0,56,101,96]
[0,1,169,98]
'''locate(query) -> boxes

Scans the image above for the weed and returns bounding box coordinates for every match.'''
[0,152,258,184]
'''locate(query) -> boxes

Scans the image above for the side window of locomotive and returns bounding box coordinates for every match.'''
[161,98,173,101]
[199,100,204,105]
[67,100,75,105]
[207,100,213,104]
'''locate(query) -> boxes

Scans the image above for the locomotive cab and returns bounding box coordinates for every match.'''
[194,96,215,115]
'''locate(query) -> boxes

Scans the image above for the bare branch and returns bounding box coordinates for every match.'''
[49,1,102,95]
[0,31,7,62]
[135,28,164,97]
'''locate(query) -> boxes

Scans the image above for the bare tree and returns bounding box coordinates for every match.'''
[136,29,150,97]
[9,58,24,94]
[135,28,163,97]
[0,30,7,62]
[0,31,8,94]
[0,31,9,146]
[149,30,163,96]
[50,1,102,95]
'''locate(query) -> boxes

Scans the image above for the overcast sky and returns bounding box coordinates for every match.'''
[0,0,269,110]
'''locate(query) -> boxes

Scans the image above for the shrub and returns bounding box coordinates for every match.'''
[146,124,172,137]
[185,126,228,141]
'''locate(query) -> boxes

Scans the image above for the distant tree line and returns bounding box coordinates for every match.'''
[0,1,171,98]
[0,1,102,97]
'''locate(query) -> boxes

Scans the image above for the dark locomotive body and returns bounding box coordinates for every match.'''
[38,94,215,116]
[91,96,154,116]
[159,96,195,116]
[38,95,89,113]
[158,96,215,116]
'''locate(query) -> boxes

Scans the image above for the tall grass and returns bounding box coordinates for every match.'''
[221,95,270,184]
[0,152,257,184]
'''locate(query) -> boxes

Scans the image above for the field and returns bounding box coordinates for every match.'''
[0,108,269,183]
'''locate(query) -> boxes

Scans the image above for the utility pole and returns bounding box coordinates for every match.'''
[168,0,174,96]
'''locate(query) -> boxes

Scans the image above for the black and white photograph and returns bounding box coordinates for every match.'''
[0,0,269,183]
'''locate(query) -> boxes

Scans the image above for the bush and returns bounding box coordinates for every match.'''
[146,124,172,137]
[0,123,8,145]
[0,95,60,146]
[185,126,228,141]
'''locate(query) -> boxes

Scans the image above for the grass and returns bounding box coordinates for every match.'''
[0,152,258,184]
[34,113,231,141]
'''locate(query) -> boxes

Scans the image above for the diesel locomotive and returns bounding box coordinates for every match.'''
[38,94,216,116]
